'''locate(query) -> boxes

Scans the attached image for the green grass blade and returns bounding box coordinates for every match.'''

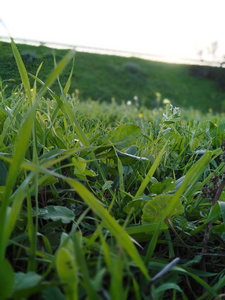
[63,56,75,95]
[11,38,31,104]
[72,232,100,299]
[162,151,212,220]
[0,104,36,263]
[135,141,168,198]
[32,62,43,103]
[38,50,75,99]
[144,151,212,267]
[66,178,149,279]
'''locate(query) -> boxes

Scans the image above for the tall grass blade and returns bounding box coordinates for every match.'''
[163,151,212,220]
[135,141,168,198]
[38,50,75,99]
[66,178,149,279]
[63,56,75,95]
[0,104,37,262]
[11,38,31,104]
[144,151,212,266]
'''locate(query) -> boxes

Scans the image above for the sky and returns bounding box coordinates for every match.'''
[1,0,225,64]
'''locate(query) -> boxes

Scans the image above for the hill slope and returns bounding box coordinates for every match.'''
[0,41,225,112]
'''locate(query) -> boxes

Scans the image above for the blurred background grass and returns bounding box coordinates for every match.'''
[1,41,225,112]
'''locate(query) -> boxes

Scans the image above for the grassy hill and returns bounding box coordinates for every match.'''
[1,41,225,112]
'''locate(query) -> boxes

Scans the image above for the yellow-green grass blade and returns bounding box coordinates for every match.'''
[11,38,31,104]
[66,178,149,279]
[32,62,43,103]
[63,56,75,96]
[162,151,212,221]
[4,172,34,240]
[26,74,91,149]
[38,50,75,99]
[0,105,37,263]
[144,151,212,265]
[135,141,168,198]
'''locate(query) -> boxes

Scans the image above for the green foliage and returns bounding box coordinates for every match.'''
[1,40,225,299]
[39,206,75,224]
[142,194,184,225]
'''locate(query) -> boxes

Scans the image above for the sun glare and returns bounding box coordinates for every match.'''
[1,0,225,63]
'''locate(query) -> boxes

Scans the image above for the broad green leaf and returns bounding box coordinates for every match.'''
[83,169,97,177]
[142,194,184,225]
[123,198,149,214]
[106,124,142,149]
[0,258,14,300]
[39,206,75,224]
[72,156,86,175]
[56,247,78,300]
[102,180,114,191]
[41,287,65,300]
[13,272,41,292]
[150,177,175,194]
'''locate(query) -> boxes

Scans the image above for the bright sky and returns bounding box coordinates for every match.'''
[1,0,225,63]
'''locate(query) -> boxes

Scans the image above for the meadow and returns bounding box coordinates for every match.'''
[1,40,225,299]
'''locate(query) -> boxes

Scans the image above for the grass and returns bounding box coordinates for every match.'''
[1,40,225,299]
[1,41,225,112]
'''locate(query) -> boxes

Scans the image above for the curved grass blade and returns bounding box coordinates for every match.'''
[38,50,75,99]
[63,56,75,95]
[163,151,212,220]
[135,141,168,198]
[11,38,31,104]
[66,178,150,280]
[144,151,212,266]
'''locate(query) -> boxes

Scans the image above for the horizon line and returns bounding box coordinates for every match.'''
[0,36,223,67]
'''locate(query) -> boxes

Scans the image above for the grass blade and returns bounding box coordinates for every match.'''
[66,178,150,280]
[135,141,168,198]
[11,38,31,104]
